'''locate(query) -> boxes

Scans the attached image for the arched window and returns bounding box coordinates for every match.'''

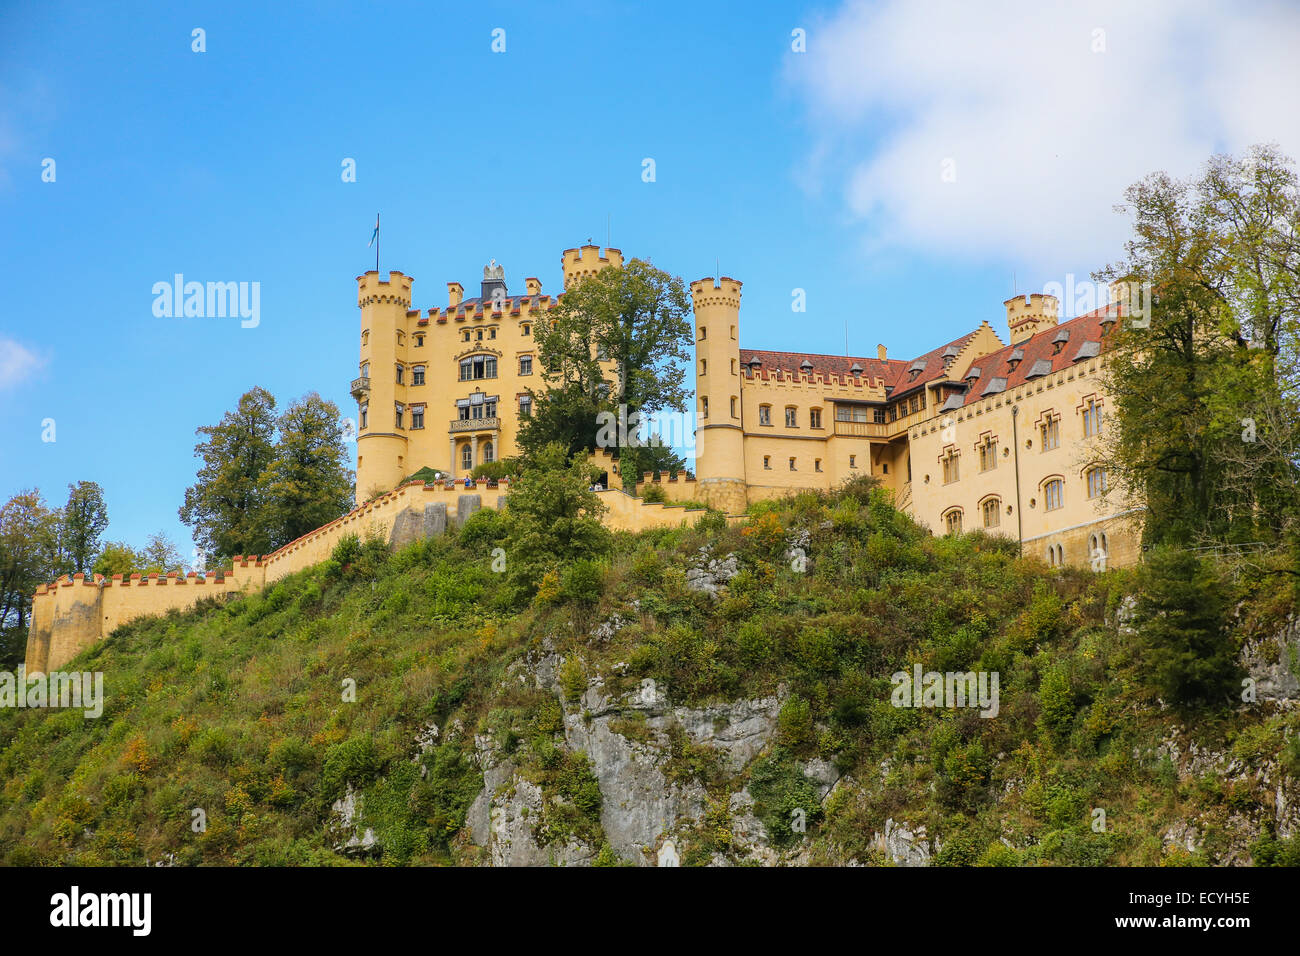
[482,441,494,464]
[981,498,1001,528]
[944,509,963,535]
[461,445,472,471]
[1087,467,1108,498]
[1044,478,1064,510]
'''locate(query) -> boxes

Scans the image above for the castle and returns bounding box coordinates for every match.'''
[25,242,1140,674]
[354,243,1140,569]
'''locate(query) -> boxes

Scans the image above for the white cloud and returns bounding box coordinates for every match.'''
[786,0,1300,276]
[0,337,45,389]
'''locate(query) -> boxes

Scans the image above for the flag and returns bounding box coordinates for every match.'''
[368,214,379,248]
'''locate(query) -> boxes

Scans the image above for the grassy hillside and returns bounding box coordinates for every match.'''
[1,479,1297,866]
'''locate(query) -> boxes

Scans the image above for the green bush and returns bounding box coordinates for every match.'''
[641,483,667,503]
[322,737,382,799]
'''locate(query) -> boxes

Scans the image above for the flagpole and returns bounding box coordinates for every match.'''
[376,213,380,274]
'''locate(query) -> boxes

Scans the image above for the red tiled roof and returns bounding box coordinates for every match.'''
[884,329,988,397]
[738,348,905,385]
[950,302,1120,406]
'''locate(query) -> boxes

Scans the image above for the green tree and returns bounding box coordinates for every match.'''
[92,541,141,578]
[179,387,278,561]
[59,481,109,576]
[258,392,354,546]
[521,260,692,461]
[1132,547,1243,710]
[1098,145,1300,552]
[503,443,611,590]
[0,490,60,668]
[139,531,185,574]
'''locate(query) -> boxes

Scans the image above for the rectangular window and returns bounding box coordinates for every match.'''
[1083,400,1102,437]
[979,440,997,472]
[763,455,771,470]
[909,396,919,415]
[415,335,424,347]
[359,403,368,429]
[785,407,797,428]
[730,396,737,418]
[788,457,796,471]
[522,324,531,336]
[519,395,532,417]
[874,407,886,424]
[460,356,497,380]
[943,452,959,484]
[701,396,709,419]
[413,366,425,386]
[809,408,822,428]
[395,365,404,385]
[520,355,533,375]
[394,403,404,428]
[759,405,772,426]
[700,359,707,376]
[1041,418,1060,450]
[849,455,856,468]
[815,458,822,472]
[1088,468,1108,498]
[411,406,424,429]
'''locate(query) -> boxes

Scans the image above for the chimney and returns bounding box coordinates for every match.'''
[877,344,887,361]
[525,277,542,296]
[1004,293,1060,345]
[448,282,464,309]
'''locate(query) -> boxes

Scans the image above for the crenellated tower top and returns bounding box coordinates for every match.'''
[357,270,413,309]
[561,245,623,288]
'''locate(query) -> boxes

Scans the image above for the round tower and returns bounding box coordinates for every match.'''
[354,271,413,502]
[1004,293,1060,345]
[690,276,747,513]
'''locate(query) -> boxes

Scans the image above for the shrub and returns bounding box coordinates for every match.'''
[641,483,667,503]
[561,559,605,606]
[322,737,382,799]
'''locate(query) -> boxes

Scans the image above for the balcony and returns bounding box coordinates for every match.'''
[833,419,887,439]
[350,376,370,400]
[449,416,500,433]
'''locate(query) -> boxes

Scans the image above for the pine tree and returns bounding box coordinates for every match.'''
[1133,547,1243,709]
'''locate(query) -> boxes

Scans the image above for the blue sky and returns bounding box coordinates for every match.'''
[2,0,1298,560]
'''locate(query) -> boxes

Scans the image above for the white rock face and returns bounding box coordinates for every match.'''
[874,818,934,867]
[330,784,378,856]
[1242,614,1300,703]
[462,642,790,866]
[684,549,740,598]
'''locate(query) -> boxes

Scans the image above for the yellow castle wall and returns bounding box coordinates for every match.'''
[906,356,1140,567]
[354,246,626,501]
[25,473,713,672]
